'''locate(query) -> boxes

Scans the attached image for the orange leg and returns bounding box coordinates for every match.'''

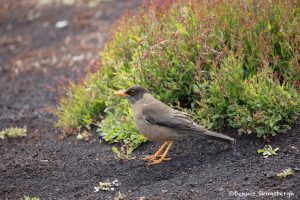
[150,141,173,165]
[141,141,170,161]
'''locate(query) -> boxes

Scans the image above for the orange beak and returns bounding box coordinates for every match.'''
[114,90,128,97]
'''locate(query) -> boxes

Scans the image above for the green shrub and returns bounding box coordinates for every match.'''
[55,81,106,132]
[55,0,300,149]
[98,100,146,153]
[197,55,300,136]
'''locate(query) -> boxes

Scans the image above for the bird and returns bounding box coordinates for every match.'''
[115,85,235,164]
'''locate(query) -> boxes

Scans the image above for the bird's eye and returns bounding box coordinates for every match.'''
[130,90,136,96]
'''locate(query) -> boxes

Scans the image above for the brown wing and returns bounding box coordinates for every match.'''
[142,100,199,132]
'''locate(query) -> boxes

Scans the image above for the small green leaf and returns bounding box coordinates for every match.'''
[175,23,189,36]
[112,146,119,154]
[266,21,272,32]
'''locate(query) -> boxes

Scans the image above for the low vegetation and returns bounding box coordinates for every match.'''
[111,146,135,160]
[257,145,279,158]
[23,196,40,200]
[55,0,300,151]
[0,127,27,139]
[276,167,294,179]
[76,130,92,141]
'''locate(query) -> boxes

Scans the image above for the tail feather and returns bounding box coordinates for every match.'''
[197,130,235,144]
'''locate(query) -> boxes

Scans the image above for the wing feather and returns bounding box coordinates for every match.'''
[142,100,198,131]
[141,98,235,143]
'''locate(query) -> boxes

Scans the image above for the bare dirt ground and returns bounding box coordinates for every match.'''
[0,1,299,199]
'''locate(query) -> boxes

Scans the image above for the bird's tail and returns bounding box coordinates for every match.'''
[197,129,235,144]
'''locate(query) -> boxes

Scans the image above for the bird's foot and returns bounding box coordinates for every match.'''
[141,154,171,161]
[142,141,173,164]
[141,153,162,161]
[149,157,172,165]
[141,141,170,161]
[141,155,157,161]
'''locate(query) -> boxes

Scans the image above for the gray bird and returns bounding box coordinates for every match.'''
[115,85,235,164]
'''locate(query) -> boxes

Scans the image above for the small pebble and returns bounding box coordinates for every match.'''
[55,20,69,29]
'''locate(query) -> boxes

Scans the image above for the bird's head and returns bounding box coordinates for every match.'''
[114,85,148,104]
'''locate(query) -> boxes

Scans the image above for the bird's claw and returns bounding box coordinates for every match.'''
[141,154,170,160]
[141,141,173,164]
[141,155,171,163]
[141,155,157,160]
[149,157,172,165]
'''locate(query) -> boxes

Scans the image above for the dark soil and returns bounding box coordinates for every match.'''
[0,1,299,199]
